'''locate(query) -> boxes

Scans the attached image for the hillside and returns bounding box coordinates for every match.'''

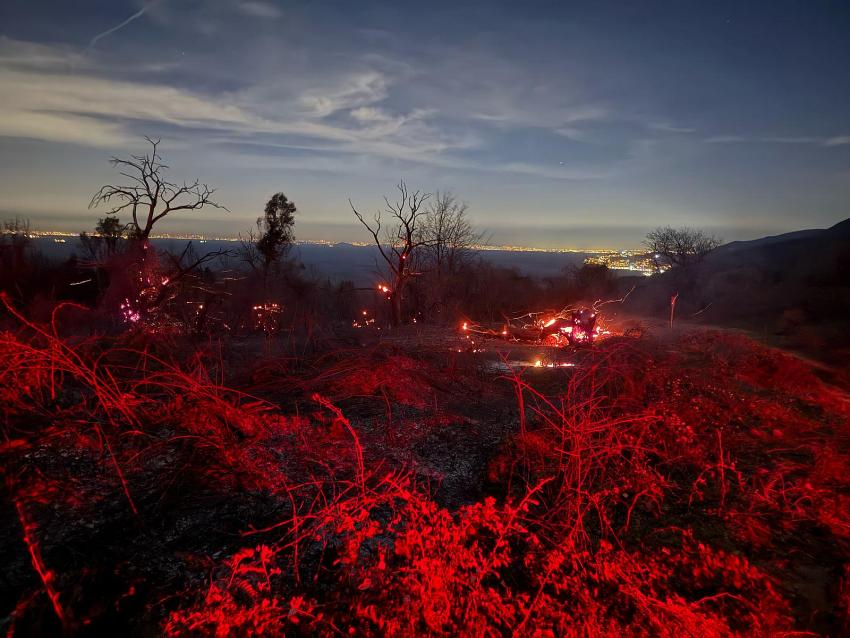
[619,218,850,360]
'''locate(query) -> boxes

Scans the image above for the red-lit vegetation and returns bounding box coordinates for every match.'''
[2,293,850,636]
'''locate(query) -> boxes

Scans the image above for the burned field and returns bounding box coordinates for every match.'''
[3,0,849,633]
[2,300,850,637]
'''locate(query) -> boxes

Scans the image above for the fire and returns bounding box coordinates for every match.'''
[459,305,614,349]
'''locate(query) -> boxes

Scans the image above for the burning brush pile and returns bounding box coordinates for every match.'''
[462,305,612,350]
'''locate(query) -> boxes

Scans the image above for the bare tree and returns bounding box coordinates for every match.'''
[418,191,483,277]
[644,226,722,269]
[89,137,226,241]
[349,181,431,325]
[407,191,485,321]
[238,225,263,273]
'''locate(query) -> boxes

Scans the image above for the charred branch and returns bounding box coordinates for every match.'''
[89,137,227,241]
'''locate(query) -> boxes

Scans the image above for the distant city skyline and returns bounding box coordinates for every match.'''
[1,1,849,248]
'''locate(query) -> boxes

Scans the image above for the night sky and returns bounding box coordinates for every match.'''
[1,0,848,248]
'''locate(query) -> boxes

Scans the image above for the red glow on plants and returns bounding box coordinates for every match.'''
[14,498,67,628]
[2,291,849,635]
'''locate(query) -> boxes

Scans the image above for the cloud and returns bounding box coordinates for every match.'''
[297,71,389,118]
[0,35,667,182]
[350,106,392,123]
[824,136,850,147]
[0,39,476,167]
[221,143,611,181]
[236,1,282,19]
[705,134,850,147]
[87,0,163,50]
[704,135,748,144]
[554,127,589,142]
[0,36,85,71]
[466,102,608,132]
[0,67,257,139]
[649,122,696,134]
[0,110,131,147]
[490,162,613,180]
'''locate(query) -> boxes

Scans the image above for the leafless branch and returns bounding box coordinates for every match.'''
[89,137,228,240]
[349,180,432,325]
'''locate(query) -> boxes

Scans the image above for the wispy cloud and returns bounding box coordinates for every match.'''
[649,122,696,134]
[297,71,389,118]
[87,0,163,50]
[706,134,850,147]
[0,110,130,147]
[0,38,475,165]
[704,135,749,144]
[0,34,680,182]
[236,1,282,19]
[0,36,85,71]
[824,136,850,147]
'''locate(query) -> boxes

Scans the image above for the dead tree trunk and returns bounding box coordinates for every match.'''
[349,181,430,327]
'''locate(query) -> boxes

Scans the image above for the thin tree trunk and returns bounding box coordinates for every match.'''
[390,289,402,326]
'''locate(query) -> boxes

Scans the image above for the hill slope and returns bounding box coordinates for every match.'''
[619,218,850,359]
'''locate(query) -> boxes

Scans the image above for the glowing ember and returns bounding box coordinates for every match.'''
[251,302,282,335]
[352,317,376,328]
[120,298,141,323]
[460,305,613,349]
[352,309,376,328]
